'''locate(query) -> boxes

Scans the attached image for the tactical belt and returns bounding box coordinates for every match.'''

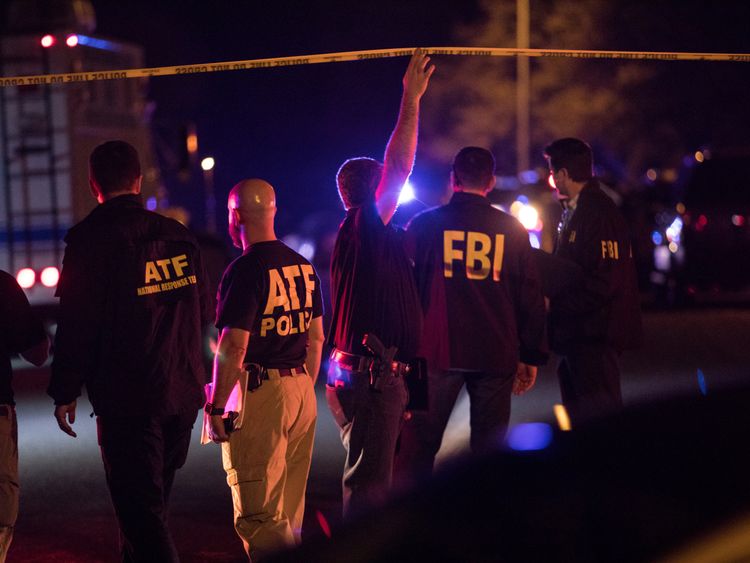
[330,349,410,377]
[264,366,306,379]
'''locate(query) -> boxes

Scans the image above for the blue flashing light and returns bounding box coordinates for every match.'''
[529,232,541,249]
[507,422,554,451]
[146,197,157,211]
[651,231,663,246]
[697,369,707,396]
[76,35,119,52]
[518,170,540,184]
[517,195,529,205]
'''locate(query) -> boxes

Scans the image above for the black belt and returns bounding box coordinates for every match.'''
[330,349,410,377]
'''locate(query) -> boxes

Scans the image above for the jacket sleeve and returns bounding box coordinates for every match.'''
[515,230,549,366]
[47,241,106,405]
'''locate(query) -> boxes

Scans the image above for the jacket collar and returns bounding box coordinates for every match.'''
[449,191,490,206]
[96,193,143,212]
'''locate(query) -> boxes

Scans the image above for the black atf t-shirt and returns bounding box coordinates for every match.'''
[1,270,47,404]
[216,240,324,369]
[329,202,421,361]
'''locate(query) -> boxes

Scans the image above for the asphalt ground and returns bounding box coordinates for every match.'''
[6,307,750,562]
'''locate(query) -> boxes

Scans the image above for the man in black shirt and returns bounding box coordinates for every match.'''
[543,138,642,425]
[0,270,49,562]
[48,141,213,562]
[396,147,548,482]
[208,179,324,560]
[327,49,434,517]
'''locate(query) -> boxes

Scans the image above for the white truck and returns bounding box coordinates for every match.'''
[1,4,158,307]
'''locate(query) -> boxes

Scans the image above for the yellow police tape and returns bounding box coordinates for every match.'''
[1,46,749,88]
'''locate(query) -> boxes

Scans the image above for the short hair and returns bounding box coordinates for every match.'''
[336,157,383,209]
[452,147,495,189]
[543,138,593,182]
[89,140,141,195]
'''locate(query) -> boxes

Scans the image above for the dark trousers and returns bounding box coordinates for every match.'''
[395,369,514,487]
[557,343,622,426]
[326,362,408,519]
[97,412,196,563]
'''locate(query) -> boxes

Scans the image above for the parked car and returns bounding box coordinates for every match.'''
[649,148,750,303]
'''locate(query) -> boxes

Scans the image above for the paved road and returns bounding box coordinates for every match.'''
[7,307,750,562]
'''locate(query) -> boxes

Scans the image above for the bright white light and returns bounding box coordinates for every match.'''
[17,268,35,289]
[200,157,215,171]
[518,204,540,231]
[548,173,556,189]
[65,34,79,47]
[398,181,415,205]
[40,267,60,287]
[40,35,55,48]
[666,217,683,243]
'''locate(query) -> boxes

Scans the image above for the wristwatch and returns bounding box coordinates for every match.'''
[204,402,225,416]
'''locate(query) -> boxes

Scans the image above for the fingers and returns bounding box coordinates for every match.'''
[209,416,229,443]
[403,48,435,99]
[513,366,537,396]
[54,404,78,437]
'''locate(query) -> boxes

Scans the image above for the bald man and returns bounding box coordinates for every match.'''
[207,179,324,561]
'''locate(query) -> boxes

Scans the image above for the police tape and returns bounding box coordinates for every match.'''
[1,46,749,88]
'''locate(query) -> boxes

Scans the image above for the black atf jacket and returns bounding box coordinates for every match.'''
[48,194,213,416]
[550,181,642,354]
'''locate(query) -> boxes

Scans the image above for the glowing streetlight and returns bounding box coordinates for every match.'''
[201,156,216,233]
[200,157,215,171]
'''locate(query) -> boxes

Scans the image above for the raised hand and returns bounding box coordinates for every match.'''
[403,48,435,101]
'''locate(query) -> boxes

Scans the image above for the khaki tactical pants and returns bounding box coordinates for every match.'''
[0,406,18,563]
[222,370,316,561]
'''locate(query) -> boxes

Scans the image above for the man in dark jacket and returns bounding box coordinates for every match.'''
[48,140,213,562]
[543,138,642,426]
[396,147,548,483]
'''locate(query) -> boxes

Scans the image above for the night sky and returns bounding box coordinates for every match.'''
[89,1,481,241]
[4,0,749,243]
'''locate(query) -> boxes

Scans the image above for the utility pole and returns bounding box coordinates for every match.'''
[516,0,530,174]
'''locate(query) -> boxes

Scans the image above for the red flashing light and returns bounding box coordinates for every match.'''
[17,268,36,289]
[40,266,60,288]
[41,34,56,48]
[65,34,79,47]
[695,214,708,232]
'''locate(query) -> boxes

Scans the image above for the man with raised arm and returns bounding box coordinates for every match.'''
[326,49,434,518]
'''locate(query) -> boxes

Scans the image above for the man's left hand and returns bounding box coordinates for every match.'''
[208,414,229,443]
[513,363,538,396]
